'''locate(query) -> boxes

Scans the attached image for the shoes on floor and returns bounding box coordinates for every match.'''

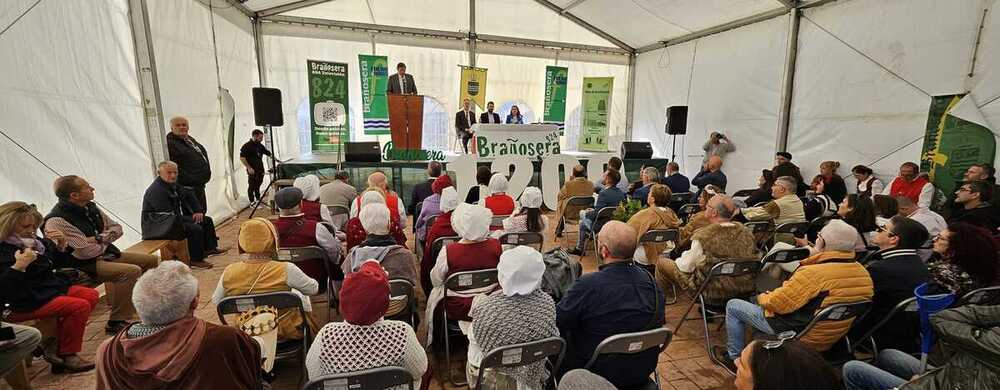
[51,354,95,374]
[105,320,132,334]
[204,247,228,257]
[190,260,214,269]
[566,247,583,256]
[710,345,737,375]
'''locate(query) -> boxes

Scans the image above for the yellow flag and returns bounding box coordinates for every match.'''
[459,66,488,110]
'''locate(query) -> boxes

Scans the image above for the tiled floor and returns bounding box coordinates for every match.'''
[14,208,736,390]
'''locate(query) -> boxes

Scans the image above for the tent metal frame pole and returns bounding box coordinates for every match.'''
[256,0,332,18]
[127,0,168,172]
[253,18,268,87]
[776,7,800,153]
[533,0,634,53]
[625,54,636,142]
[636,8,789,53]
[469,0,477,67]
[222,0,254,18]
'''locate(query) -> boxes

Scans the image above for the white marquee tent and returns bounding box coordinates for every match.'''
[2,0,998,248]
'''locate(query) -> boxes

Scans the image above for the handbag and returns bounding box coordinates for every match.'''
[141,212,185,240]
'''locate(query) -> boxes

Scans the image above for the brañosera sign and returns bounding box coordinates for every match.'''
[471,124,561,158]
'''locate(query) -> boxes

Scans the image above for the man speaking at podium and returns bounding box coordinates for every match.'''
[386,62,417,95]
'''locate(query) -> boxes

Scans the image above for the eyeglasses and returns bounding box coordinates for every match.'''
[957,187,973,193]
[761,331,797,350]
[932,234,949,243]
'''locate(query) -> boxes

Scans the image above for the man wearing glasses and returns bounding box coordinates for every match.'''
[949,180,999,231]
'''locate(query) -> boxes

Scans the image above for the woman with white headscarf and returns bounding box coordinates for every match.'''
[342,204,418,287]
[343,190,406,253]
[421,186,461,293]
[424,203,502,345]
[484,174,516,217]
[293,175,333,225]
[465,246,558,388]
[497,186,549,240]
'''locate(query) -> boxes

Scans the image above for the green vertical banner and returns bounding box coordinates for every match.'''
[580,77,613,152]
[358,54,390,135]
[543,66,568,134]
[308,60,350,153]
[920,94,996,197]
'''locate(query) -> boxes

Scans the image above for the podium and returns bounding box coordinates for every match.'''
[388,94,424,152]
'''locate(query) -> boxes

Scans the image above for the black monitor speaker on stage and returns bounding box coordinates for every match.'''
[252,87,284,127]
[666,106,688,135]
[345,141,381,163]
[620,142,653,160]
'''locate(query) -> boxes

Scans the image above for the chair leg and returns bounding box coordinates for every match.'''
[3,361,30,390]
[700,297,715,355]
[664,282,679,305]
[443,313,468,386]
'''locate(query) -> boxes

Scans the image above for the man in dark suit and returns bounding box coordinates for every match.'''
[479,101,501,124]
[454,98,476,153]
[386,62,417,95]
[409,161,442,219]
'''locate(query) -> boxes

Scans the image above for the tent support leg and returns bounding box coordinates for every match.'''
[127,0,168,172]
[625,53,636,144]
[775,7,800,154]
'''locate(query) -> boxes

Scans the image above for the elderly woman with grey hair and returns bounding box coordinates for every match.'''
[342,203,418,287]
[96,261,262,389]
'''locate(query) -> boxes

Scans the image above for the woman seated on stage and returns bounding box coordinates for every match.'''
[344,190,406,253]
[505,105,524,124]
[484,174,516,218]
[496,187,548,244]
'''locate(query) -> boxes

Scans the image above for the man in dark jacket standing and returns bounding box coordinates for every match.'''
[142,161,223,268]
[239,129,273,204]
[166,117,211,213]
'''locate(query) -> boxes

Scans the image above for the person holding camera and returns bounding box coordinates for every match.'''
[702,131,736,163]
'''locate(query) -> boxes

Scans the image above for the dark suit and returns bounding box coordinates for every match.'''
[455,110,476,153]
[386,73,417,95]
[479,112,500,124]
[142,177,218,262]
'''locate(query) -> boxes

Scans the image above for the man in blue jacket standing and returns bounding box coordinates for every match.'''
[568,169,625,256]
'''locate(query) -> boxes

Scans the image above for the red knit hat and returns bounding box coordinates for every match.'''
[339,261,389,325]
[432,174,453,194]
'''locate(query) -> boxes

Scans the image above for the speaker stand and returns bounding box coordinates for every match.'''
[249,124,278,218]
[670,134,680,162]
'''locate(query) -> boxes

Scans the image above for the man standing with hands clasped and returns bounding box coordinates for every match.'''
[702,131,736,163]
[239,129,273,205]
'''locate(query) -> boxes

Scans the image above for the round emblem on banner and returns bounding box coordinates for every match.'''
[467,80,480,96]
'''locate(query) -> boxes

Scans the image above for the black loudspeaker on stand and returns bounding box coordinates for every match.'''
[250,87,283,218]
[666,106,688,162]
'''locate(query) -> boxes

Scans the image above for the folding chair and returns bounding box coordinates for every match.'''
[276,246,335,321]
[756,247,811,292]
[442,268,501,386]
[583,328,673,390]
[217,291,311,385]
[429,236,461,263]
[848,297,918,356]
[412,202,423,233]
[959,285,1000,306]
[674,260,762,362]
[559,196,595,235]
[491,215,510,229]
[677,203,701,224]
[327,204,350,230]
[303,366,414,390]
[582,207,617,264]
[859,248,890,266]
[670,192,693,205]
[731,189,756,198]
[638,229,680,304]
[499,231,544,252]
[796,300,872,362]
[385,279,418,328]
[774,221,810,238]
[475,337,565,390]
[415,213,440,261]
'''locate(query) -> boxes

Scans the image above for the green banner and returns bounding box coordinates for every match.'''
[579,77,613,152]
[920,94,996,197]
[308,60,350,153]
[543,66,568,133]
[358,54,389,135]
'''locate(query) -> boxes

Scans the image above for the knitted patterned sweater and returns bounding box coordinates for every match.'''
[470,290,559,386]
[305,320,427,388]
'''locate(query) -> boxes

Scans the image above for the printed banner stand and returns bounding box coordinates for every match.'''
[359,54,390,135]
[579,77,613,152]
[307,60,350,155]
[543,66,568,134]
[460,66,488,110]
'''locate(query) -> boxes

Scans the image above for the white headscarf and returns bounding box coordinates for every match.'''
[293,175,322,201]
[440,186,460,213]
[360,190,385,207]
[488,173,509,195]
[452,203,492,241]
[497,246,545,296]
[520,186,543,208]
[359,203,389,235]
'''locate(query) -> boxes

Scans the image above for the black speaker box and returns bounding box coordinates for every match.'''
[620,142,653,160]
[252,87,283,127]
[345,141,381,163]
[666,106,688,135]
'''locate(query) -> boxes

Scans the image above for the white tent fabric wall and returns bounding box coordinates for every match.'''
[0,0,149,245]
[952,0,1000,169]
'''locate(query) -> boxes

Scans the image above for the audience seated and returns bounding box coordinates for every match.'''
[677,185,722,250]
[693,155,728,197]
[896,195,946,239]
[272,187,341,281]
[0,323,41,385]
[851,164,884,197]
[1,201,97,373]
[498,187,548,243]
[851,216,929,354]
[318,170,357,229]
[818,161,847,205]
[660,161,690,195]
[306,261,427,388]
[872,194,898,228]
[598,157,630,193]
[631,167,660,206]
[211,218,319,340]
[837,194,879,249]
[466,246,558,388]
[554,165,595,238]
[567,169,625,256]
[466,166,493,204]
[343,204,418,287]
[484,174,516,217]
[557,221,664,388]
[928,223,1000,296]
[421,187,461,293]
[344,191,406,253]
[949,180,999,231]
[47,175,158,333]
[627,184,681,268]
[882,162,934,209]
[414,175,452,242]
[716,219,873,371]
[943,163,994,218]
[425,204,502,345]
[772,152,807,196]
[349,171,407,229]
[409,161,442,217]
[733,337,843,390]
[842,305,1000,390]
[804,174,839,221]
[142,161,223,268]
[743,169,775,207]
[738,176,806,244]
[656,194,757,306]
[293,175,333,225]
[97,261,262,390]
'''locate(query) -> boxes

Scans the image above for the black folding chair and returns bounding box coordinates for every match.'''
[413,201,423,233]
[797,300,872,362]
[276,246,334,321]
[744,221,775,252]
[583,328,673,390]
[327,204,350,229]
[959,285,1000,306]
[670,192,693,205]
[302,366,414,390]
[582,207,617,264]
[217,291,311,385]
[475,337,565,390]
[415,213,440,261]
[491,215,510,229]
[442,268,501,386]
[386,279,418,328]
[560,196,595,235]
[732,189,756,198]
[429,235,461,263]
[848,297,918,356]
[499,231,544,252]
[756,247,812,292]
[775,221,810,238]
[677,203,701,223]
[638,229,680,304]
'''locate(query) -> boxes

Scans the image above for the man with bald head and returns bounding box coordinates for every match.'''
[556,221,665,388]
[655,194,757,305]
[166,116,212,213]
[141,161,223,269]
[349,171,407,229]
[692,155,727,199]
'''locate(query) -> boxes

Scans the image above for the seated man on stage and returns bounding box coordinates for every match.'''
[455,98,476,154]
[479,101,500,124]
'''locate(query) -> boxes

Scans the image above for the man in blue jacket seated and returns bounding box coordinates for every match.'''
[660,162,690,195]
[692,155,728,199]
[556,221,665,388]
[567,169,625,256]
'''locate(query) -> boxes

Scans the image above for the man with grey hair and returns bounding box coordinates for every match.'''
[141,161,223,269]
[350,171,407,228]
[96,261,262,389]
[556,221,665,388]
[738,175,806,243]
[165,116,212,213]
[319,170,357,229]
[631,166,661,206]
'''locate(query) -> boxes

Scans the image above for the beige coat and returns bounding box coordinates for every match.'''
[556,177,595,221]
